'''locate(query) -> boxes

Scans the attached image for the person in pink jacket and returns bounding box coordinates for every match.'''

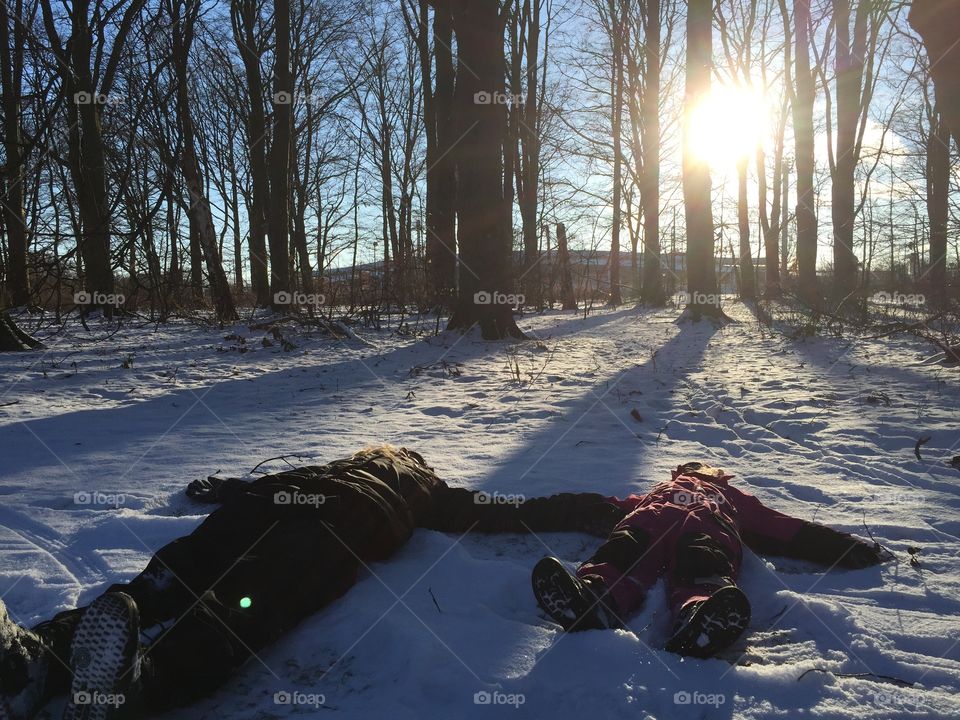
[532,461,886,658]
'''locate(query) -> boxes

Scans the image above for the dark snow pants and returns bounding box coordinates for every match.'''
[577,512,740,622]
[35,488,369,713]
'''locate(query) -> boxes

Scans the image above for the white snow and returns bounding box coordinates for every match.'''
[1,302,958,719]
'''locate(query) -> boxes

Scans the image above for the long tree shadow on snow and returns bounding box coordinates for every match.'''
[459,316,730,715]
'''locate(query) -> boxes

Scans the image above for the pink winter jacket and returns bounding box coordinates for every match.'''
[605,468,882,568]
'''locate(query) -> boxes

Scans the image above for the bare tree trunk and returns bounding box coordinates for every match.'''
[431,5,457,307]
[39,0,146,313]
[910,1,960,149]
[926,106,949,298]
[737,158,755,299]
[790,0,818,302]
[518,0,543,309]
[831,0,864,295]
[556,222,576,310]
[608,0,624,307]
[639,0,664,306]
[227,138,244,291]
[0,0,28,306]
[442,0,525,339]
[683,0,718,313]
[169,0,237,322]
[268,0,292,309]
[231,0,271,306]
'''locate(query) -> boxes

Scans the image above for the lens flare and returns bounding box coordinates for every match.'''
[686,84,769,168]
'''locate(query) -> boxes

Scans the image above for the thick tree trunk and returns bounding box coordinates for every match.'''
[926,107,949,297]
[794,0,819,303]
[0,311,42,351]
[231,0,271,306]
[831,0,863,296]
[171,0,237,322]
[640,0,664,306]
[910,1,960,149]
[429,6,457,308]
[556,222,576,311]
[682,0,718,314]
[518,0,542,309]
[608,3,624,307]
[444,0,525,339]
[268,0,292,309]
[0,0,29,306]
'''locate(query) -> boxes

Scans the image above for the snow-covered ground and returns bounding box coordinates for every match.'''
[1,302,958,719]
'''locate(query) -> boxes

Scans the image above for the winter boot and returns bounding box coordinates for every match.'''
[62,593,142,720]
[532,557,622,631]
[664,585,750,658]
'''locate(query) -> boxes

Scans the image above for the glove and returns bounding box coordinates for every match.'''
[794,522,885,568]
[576,501,629,538]
[841,541,885,569]
[186,476,230,503]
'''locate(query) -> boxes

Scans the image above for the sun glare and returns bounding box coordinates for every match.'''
[687,84,769,169]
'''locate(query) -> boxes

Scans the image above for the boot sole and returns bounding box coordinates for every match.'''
[665,585,751,658]
[62,593,140,720]
[531,557,596,631]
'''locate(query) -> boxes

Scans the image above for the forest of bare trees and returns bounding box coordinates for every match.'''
[1,0,958,337]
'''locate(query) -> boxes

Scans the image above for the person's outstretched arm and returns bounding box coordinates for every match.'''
[725,485,884,568]
[418,485,629,539]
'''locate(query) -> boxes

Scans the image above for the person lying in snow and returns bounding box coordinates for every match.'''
[531,461,886,658]
[0,451,883,719]
[0,446,621,720]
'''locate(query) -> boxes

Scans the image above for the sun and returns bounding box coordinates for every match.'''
[686,84,770,169]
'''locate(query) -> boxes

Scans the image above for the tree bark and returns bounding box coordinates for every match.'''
[926,106,949,297]
[443,0,525,339]
[608,1,624,307]
[170,0,237,322]
[639,0,664,306]
[737,158,755,299]
[430,5,457,307]
[682,0,718,313]
[231,0,271,306]
[556,222,576,310]
[0,311,43,351]
[268,0,292,309]
[831,0,865,296]
[794,0,819,303]
[0,0,29,306]
[910,1,960,149]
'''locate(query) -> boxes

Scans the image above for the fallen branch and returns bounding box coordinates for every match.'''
[797,667,915,688]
